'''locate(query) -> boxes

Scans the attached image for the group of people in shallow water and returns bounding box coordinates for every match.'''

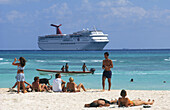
[61,63,88,72]
[11,53,154,108]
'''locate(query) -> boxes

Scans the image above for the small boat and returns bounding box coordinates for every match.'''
[36,68,95,75]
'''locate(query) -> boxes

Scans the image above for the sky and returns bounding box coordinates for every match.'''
[0,0,170,50]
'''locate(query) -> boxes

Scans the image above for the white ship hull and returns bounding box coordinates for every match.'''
[38,41,108,50]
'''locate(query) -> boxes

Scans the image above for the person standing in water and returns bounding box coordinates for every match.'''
[12,57,27,93]
[61,65,65,72]
[82,63,88,72]
[102,52,113,91]
[65,63,69,72]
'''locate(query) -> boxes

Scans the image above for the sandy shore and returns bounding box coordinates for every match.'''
[0,88,169,110]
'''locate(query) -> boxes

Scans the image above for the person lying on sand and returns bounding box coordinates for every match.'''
[118,89,154,107]
[9,81,32,92]
[66,77,86,92]
[32,76,49,92]
[84,98,117,107]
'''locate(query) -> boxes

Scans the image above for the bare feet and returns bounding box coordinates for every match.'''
[151,100,154,105]
[23,90,27,93]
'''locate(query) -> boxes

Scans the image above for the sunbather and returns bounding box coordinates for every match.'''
[53,73,66,92]
[10,81,32,92]
[66,77,86,92]
[84,98,117,107]
[118,89,154,107]
[32,76,48,92]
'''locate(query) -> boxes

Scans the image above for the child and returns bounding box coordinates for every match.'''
[118,89,154,107]
[53,73,66,92]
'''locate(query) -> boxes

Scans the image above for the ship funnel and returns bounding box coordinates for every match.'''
[93,25,97,32]
[50,24,62,34]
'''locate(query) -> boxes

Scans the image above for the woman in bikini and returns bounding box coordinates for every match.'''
[12,57,27,93]
[118,89,154,107]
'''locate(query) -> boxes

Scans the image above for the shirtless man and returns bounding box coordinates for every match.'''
[32,76,48,92]
[102,52,113,91]
[65,63,69,72]
[82,63,88,72]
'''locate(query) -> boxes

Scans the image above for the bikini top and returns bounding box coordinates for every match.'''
[17,66,25,70]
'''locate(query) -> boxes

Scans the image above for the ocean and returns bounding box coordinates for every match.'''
[0,50,170,90]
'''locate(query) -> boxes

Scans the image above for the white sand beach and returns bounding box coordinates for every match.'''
[0,88,169,110]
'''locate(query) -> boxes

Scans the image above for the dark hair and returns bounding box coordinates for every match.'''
[55,73,60,78]
[19,57,26,67]
[84,63,85,65]
[90,102,99,107]
[120,89,127,97]
[104,52,109,56]
[34,76,39,82]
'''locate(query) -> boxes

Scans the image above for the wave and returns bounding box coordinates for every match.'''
[164,58,170,61]
[94,73,102,75]
[35,60,46,62]
[0,58,3,60]
[80,60,87,62]
[91,60,102,62]
[58,60,70,63]
[0,62,10,64]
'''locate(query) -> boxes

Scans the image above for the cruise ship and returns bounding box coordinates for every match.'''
[38,24,109,50]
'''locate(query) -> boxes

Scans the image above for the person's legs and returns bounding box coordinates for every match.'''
[25,85,32,91]
[77,83,86,91]
[110,99,118,104]
[41,84,47,91]
[133,100,154,106]
[21,81,26,93]
[84,104,91,107]
[61,83,66,92]
[108,78,111,91]
[102,76,106,91]
[143,100,154,105]
[12,82,17,88]
[17,82,20,93]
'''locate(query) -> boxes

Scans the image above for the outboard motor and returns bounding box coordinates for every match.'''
[90,68,95,74]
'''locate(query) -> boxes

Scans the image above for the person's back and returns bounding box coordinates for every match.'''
[67,82,75,92]
[53,78,62,92]
[66,77,86,92]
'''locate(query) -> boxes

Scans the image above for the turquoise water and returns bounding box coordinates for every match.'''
[0,50,170,90]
